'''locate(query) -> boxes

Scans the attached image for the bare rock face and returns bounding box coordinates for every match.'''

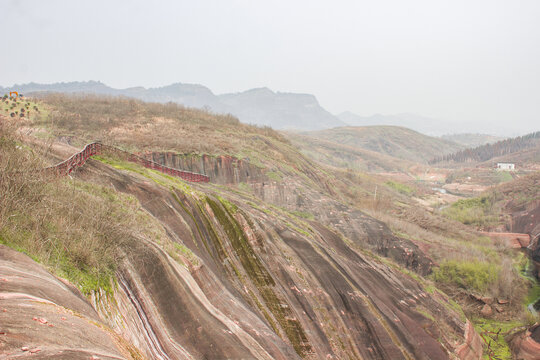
[480,304,493,317]
[508,324,540,360]
[509,200,540,280]
[79,160,482,359]
[147,152,434,276]
[455,321,484,360]
[144,152,266,185]
[0,245,134,359]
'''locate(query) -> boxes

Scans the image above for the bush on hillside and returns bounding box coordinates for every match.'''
[432,259,499,294]
[442,195,498,227]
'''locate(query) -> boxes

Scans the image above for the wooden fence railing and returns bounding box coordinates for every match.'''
[43,142,210,183]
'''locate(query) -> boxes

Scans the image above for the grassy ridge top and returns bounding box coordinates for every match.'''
[286,131,416,172]
[33,93,284,154]
[30,93,331,179]
[299,125,464,163]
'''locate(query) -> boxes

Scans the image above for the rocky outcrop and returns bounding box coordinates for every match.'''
[510,200,540,235]
[481,232,531,248]
[144,152,266,185]
[509,200,540,279]
[508,324,540,360]
[455,321,484,360]
[0,245,135,359]
[145,152,434,275]
[78,160,481,359]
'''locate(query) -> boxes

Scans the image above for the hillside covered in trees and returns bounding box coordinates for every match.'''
[429,131,540,164]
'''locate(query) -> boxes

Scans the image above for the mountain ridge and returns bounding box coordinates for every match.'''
[298,125,465,164]
[1,81,345,130]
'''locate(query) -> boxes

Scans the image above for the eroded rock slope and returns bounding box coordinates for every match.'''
[0,246,135,359]
[71,159,482,359]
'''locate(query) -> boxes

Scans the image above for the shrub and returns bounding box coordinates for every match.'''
[442,195,497,227]
[432,259,499,293]
[385,180,414,195]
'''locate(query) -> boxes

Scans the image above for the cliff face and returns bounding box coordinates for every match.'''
[511,200,540,280]
[145,152,434,276]
[75,160,481,359]
[145,152,266,185]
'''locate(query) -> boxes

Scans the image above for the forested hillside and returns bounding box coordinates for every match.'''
[430,131,540,164]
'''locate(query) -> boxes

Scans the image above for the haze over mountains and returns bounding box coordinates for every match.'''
[299,125,464,164]
[338,112,524,137]
[3,81,527,137]
[1,81,345,130]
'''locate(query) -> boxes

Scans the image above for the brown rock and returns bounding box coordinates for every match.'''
[0,246,129,359]
[470,294,481,301]
[481,297,494,305]
[480,304,493,317]
[509,325,540,360]
[495,306,504,313]
[498,299,509,305]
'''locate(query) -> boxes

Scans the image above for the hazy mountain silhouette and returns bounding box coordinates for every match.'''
[219,87,345,130]
[337,111,459,136]
[1,81,344,130]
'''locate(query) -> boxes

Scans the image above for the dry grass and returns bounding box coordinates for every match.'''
[0,116,138,293]
[32,93,289,156]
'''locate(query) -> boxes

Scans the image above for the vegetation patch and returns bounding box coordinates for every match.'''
[385,180,414,195]
[290,210,314,220]
[442,195,498,227]
[266,171,283,182]
[0,175,130,294]
[431,259,499,294]
[473,318,524,360]
[495,171,513,183]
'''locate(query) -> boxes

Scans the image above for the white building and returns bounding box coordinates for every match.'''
[496,162,515,171]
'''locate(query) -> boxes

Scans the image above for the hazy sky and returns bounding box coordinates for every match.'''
[1,0,539,133]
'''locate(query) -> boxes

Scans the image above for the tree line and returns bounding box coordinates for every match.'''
[429,131,540,164]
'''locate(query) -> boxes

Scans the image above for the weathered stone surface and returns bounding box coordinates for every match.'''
[480,304,493,317]
[78,160,482,359]
[455,321,484,360]
[0,246,132,359]
[480,297,494,305]
[144,152,266,185]
[149,151,434,275]
[509,324,540,360]
[5,143,483,359]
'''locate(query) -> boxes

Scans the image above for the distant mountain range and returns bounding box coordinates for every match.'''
[338,112,476,137]
[337,112,529,138]
[0,81,345,130]
[440,133,504,148]
[2,81,526,138]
